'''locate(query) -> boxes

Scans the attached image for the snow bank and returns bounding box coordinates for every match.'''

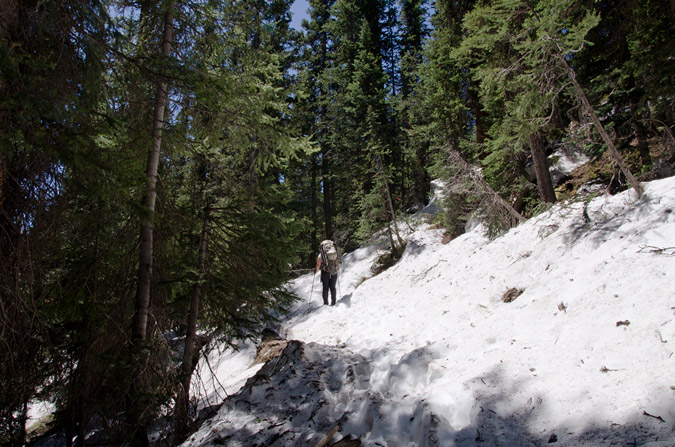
[187,177,675,447]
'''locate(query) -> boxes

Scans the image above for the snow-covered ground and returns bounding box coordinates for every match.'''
[184,176,675,447]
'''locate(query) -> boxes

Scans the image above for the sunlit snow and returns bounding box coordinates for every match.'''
[184,176,675,446]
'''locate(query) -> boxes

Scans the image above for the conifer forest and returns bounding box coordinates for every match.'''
[1,0,674,445]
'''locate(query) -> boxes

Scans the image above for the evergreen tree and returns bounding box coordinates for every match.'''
[460,0,642,207]
[292,0,431,253]
[415,0,484,235]
[458,0,559,205]
[162,0,307,441]
[418,0,477,154]
[2,0,307,443]
[397,0,430,209]
[287,0,336,264]
[0,0,118,443]
[326,0,399,248]
[576,0,675,174]
[349,21,400,246]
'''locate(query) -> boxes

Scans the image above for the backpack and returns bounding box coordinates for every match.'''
[320,240,341,275]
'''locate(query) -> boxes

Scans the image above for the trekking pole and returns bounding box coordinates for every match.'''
[310,271,316,303]
[337,273,342,300]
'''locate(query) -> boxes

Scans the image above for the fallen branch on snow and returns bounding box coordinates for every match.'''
[643,411,666,423]
[314,424,340,447]
[637,245,675,256]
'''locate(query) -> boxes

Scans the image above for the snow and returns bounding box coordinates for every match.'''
[184,176,675,447]
[190,341,263,410]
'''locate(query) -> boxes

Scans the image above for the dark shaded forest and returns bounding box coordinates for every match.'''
[1,0,673,445]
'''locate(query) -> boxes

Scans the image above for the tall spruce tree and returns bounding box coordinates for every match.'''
[458,0,559,204]
[327,0,399,248]
[397,0,430,209]
[576,0,675,176]
[0,0,308,443]
[166,0,306,441]
[349,20,400,246]
[415,0,487,236]
[288,0,336,263]
[320,0,365,246]
[419,0,477,153]
[0,0,122,443]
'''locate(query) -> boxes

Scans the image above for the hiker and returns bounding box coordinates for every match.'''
[315,237,341,305]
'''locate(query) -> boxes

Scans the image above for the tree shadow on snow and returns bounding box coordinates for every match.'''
[442,366,672,447]
[561,193,663,249]
[184,344,673,447]
[187,340,373,446]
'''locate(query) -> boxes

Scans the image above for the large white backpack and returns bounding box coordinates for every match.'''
[320,240,341,275]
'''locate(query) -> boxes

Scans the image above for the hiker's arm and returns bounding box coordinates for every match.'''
[315,256,321,274]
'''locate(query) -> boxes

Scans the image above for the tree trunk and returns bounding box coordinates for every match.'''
[414,142,431,207]
[129,5,174,446]
[447,148,526,227]
[555,51,643,197]
[321,149,333,239]
[525,4,643,197]
[310,155,319,266]
[0,0,17,220]
[634,119,652,167]
[529,133,556,203]
[132,3,174,345]
[376,155,404,248]
[629,93,651,168]
[174,206,209,445]
[386,226,396,253]
[318,13,332,241]
[0,155,6,215]
[467,84,488,148]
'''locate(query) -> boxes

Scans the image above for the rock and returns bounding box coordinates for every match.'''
[252,330,288,366]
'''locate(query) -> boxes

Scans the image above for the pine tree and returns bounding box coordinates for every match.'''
[286,0,336,263]
[348,20,401,247]
[165,0,307,441]
[457,0,559,204]
[0,0,310,442]
[462,0,642,201]
[325,0,401,247]
[524,0,643,196]
[414,0,487,235]
[418,0,477,153]
[397,0,430,209]
[576,0,675,175]
[0,0,119,442]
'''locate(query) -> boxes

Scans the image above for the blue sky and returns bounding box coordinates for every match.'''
[290,0,310,30]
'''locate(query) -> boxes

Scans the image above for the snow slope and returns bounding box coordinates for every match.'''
[184,177,675,447]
